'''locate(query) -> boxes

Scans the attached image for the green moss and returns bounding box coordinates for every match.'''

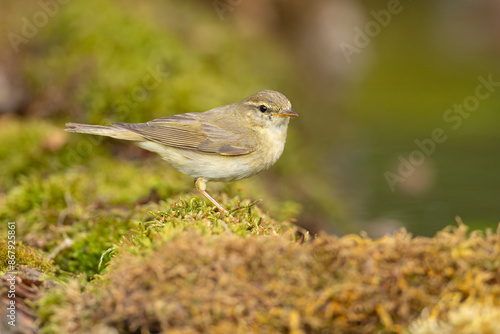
[0,240,55,274]
[35,199,300,332]
[35,224,500,333]
[0,118,63,190]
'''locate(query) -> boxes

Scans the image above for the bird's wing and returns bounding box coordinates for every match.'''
[111,113,257,156]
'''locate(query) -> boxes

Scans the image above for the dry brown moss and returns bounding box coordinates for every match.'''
[40,224,500,333]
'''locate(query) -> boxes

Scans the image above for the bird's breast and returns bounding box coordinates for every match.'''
[254,124,288,170]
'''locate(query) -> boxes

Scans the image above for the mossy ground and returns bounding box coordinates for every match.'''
[33,223,500,334]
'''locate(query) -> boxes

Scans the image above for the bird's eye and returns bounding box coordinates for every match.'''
[259,105,268,113]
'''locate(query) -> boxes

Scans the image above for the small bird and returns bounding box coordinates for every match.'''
[65,90,298,215]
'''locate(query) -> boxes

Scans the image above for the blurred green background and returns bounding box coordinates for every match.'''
[1,0,499,236]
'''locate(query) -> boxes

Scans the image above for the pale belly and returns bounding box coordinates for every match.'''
[138,140,285,182]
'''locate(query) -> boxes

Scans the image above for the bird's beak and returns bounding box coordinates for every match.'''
[274,110,299,118]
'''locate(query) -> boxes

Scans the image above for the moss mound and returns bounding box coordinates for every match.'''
[38,224,500,333]
[0,240,54,274]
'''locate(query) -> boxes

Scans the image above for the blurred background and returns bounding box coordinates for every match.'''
[1,0,499,237]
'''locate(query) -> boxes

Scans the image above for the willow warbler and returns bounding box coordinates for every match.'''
[66,90,298,215]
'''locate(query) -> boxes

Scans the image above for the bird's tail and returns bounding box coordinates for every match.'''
[65,123,144,141]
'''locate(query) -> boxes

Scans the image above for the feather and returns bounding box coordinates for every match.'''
[111,113,257,156]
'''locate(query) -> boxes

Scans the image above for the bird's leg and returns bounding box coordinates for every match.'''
[195,178,228,215]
